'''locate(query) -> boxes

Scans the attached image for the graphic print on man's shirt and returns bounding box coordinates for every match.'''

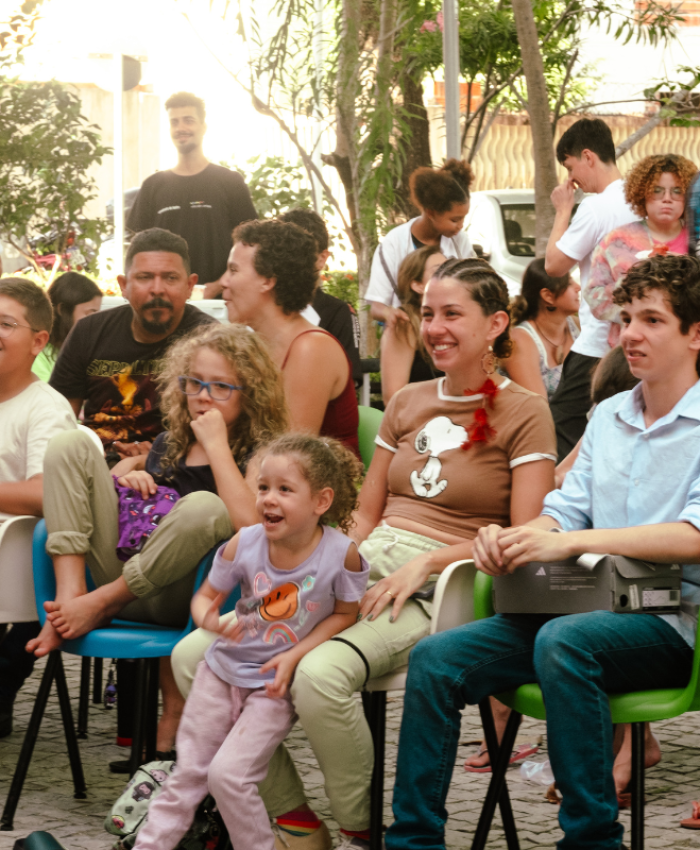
[85,360,160,444]
[410,415,467,499]
[236,572,321,645]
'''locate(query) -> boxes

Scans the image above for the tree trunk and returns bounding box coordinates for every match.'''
[331,0,376,354]
[510,0,558,257]
[396,69,432,219]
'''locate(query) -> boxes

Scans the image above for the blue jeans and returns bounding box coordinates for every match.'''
[385,611,693,850]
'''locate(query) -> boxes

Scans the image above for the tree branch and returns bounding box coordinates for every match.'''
[472,102,502,158]
[181,10,355,246]
[615,91,690,158]
[552,48,578,131]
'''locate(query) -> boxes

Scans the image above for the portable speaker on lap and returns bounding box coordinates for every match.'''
[493,553,682,615]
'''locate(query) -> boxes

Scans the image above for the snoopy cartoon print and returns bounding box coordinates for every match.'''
[410,416,467,498]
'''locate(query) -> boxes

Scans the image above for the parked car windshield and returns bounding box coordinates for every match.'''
[501,204,536,257]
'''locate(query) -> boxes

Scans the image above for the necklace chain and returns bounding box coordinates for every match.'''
[533,320,569,365]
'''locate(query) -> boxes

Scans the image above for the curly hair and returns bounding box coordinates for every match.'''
[396,246,446,363]
[509,259,571,326]
[258,433,363,534]
[157,324,289,474]
[233,220,318,314]
[624,154,697,218]
[410,159,474,213]
[613,254,700,335]
[432,258,513,359]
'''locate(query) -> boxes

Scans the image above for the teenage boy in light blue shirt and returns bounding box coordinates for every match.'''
[385,253,700,850]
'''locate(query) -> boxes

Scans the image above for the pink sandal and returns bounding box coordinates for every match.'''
[681,800,700,829]
[464,742,540,774]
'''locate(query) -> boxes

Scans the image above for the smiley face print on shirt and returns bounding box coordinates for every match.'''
[259,581,300,621]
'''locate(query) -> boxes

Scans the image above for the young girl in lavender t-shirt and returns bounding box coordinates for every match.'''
[133,434,369,850]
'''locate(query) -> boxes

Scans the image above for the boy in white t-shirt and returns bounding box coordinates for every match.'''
[545,118,639,460]
[0,278,76,737]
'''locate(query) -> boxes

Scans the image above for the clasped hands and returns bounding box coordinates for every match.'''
[474,523,571,576]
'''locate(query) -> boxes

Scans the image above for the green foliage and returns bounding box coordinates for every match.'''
[321,269,359,310]
[645,66,700,129]
[223,153,355,264]
[0,2,110,279]
[226,154,314,217]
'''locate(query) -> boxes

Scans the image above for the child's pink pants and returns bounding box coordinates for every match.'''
[134,660,297,850]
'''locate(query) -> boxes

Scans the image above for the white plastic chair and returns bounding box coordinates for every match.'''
[362,560,477,849]
[0,515,41,623]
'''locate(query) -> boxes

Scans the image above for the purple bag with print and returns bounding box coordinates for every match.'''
[114,480,180,562]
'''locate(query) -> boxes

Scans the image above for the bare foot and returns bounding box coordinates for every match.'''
[26,619,64,657]
[612,722,661,795]
[44,592,120,639]
[464,743,491,770]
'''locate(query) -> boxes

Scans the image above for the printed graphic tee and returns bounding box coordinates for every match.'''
[375,377,557,540]
[205,525,369,688]
[127,165,258,285]
[50,304,214,446]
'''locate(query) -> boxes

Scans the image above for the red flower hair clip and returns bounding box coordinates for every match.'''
[461,378,499,450]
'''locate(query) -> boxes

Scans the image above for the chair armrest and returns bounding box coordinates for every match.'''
[431,559,477,635]
[474,571,495,621]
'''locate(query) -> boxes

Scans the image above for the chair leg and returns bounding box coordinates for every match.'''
[77,657,90,738]
[92,657,103,704]
[630,722,645,850]
[0,651,58,830]
[130,658,149,776]
[365,691,387,850]
[471,700,522,850]
[54,654,87,799]
[145,657,159,762]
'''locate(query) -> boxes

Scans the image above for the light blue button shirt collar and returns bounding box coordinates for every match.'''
[542,379,700,647]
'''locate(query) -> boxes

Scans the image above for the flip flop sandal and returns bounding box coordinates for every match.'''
[464,742,540,774]
[681,800,700,829]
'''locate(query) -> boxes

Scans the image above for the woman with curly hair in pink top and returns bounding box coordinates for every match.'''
[586,153,697,347]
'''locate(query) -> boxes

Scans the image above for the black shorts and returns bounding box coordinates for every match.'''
[549,351,600,462]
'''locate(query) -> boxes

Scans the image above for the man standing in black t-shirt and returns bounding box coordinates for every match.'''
[50,228,215,452]
[127,92,257,298]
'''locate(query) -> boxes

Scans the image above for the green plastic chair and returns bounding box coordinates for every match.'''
[469,569,700,850]
[357,405,384,470]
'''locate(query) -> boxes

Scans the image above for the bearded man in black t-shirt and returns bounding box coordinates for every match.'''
[127,91,257,298]
[50,228,215,453]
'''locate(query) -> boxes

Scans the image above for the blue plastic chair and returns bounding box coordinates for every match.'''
[1,520,229,831]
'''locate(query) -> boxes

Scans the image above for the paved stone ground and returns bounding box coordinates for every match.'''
[2,655,700,849]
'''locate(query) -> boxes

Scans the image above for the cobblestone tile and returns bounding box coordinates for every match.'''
[3,656,700,849]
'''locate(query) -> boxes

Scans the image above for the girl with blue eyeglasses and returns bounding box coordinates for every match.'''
[36,324,288,754]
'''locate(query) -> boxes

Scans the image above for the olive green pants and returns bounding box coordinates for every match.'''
[43,429,232,627]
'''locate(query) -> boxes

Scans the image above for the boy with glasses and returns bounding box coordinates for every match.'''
[0,278,75,737]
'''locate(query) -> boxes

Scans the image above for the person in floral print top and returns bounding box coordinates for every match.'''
[587,153,697,347]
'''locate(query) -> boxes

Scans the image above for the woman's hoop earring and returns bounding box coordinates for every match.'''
[481,345,496,376]
[545,304,556,313]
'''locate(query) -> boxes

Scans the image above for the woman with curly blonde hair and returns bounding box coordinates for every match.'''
[587,153,697,347]
[37,323,289,756]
